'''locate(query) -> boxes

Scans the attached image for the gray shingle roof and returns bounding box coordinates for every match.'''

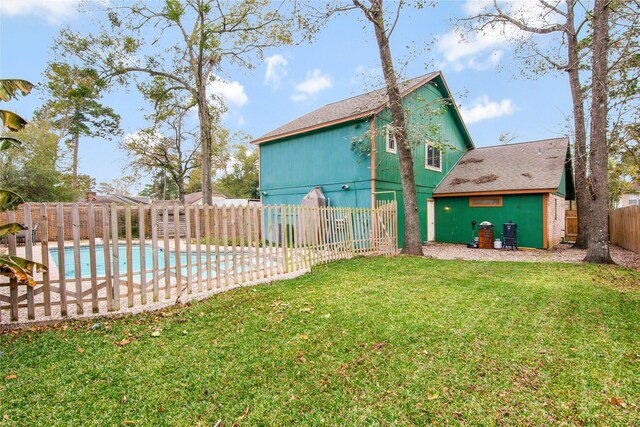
[433,137,569,195]
[252,72,440,144]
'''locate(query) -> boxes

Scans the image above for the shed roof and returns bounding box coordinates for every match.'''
[251,71,472,148]
[433,137,570,196]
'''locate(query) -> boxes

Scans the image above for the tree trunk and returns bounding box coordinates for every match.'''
[197,92,213,206]
[367,0,423,255]
[566,1,589,249]
[584,0,614,264]
[71,133,80,189]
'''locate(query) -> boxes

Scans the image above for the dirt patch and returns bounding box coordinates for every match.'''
[423,242,640,271]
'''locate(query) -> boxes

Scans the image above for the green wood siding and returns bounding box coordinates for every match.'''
[259,121,372,208]
[373,79,472,246]
[434,194,544,248]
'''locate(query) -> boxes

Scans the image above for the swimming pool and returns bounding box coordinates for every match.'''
[50,244,252,280]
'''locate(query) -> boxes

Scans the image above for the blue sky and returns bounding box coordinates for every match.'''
[0,0,573,192]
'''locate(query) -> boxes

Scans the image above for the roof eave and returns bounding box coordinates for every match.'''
[251,110,375,145]
[433,188,558,197]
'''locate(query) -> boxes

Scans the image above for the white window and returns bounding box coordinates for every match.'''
[630,194,639,205]
[425,142,441,171]
[385,125,397,154]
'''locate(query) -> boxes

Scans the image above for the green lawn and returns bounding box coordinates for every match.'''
[1,257,639,426]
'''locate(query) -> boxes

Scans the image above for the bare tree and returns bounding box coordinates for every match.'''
[56,0,296,205]
[122,109,200,204]
[464,0,590,248]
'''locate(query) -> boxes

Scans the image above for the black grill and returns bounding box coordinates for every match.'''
[503,221,518,250]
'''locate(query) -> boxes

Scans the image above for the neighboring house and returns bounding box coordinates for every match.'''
[86,192,151,205]
[616,184,640,207]
[183,191,229,205]
[253,71,575,249]
[183,191,260,207]
[253,72,474,247]
[433,138,574,249]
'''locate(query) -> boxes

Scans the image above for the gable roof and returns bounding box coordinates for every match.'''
[183,191,228,205]
[433,137,570,196]
[251,71,473,148]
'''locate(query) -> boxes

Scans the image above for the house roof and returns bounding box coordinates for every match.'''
[251,71,473,148]
[183,191,228,205]
[433,137,570,196]
[94,195,151,204]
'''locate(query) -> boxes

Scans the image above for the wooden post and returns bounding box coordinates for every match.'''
[7,211,18,321]
[162,205,171,299]
[40,204,51,317]
[139,205,147,305]
[56,204,68,316]
[230,205,238,284]
[111,203,121,311]
[24,204,35,319]
[101,204,114,311]
[125,204,134,307]
[204,205,212,290]
[184,205,192,294]
[72,204,84,315]
[173,203,182,298]
[150,204,159,302]
[222,206,229,286]
[281,205,289,273]
[87,204,99,313]
[194,205,203,293]
[213,206,221,289]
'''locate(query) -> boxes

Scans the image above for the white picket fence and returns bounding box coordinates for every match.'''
[0,201,398,324]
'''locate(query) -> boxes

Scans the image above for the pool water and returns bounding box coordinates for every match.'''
[50,244,253,280]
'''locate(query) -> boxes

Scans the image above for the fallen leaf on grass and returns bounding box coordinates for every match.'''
[123,421,135,425]
[607,397,626,407]
[299,334,309,340]
[158,407,165,413]
[114,338,133,347]
[77,347,84,353]
[150,331,161,338]
[4,374,16,380]
[371,342,388,351]
[121,395,127,404]
[427,394,439,400]
[238,406,250,420]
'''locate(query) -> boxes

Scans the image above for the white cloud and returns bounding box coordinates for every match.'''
[291,69,332,101]
[438,0,563,71]
[1,0,82,24]
[460,95,516,124]
[264,54,288,89]
[207,76,249,108]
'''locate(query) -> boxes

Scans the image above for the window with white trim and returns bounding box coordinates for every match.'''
[385,125,397,154]
[425,142,441,171]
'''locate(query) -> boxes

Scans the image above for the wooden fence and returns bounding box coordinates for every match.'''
[0,201,398,324]
[609,205,640,254]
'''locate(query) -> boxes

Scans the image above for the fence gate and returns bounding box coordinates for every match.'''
[565,210,577,242]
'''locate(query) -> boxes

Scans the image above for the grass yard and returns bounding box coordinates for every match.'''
[1,257,639,426]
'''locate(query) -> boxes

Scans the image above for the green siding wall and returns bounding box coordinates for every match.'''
[434,194,544,248]
[260,121,372,208]
[373,79,472,246]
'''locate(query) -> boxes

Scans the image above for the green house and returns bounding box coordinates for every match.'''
[253,72,574,249]
[253,72,473,247]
